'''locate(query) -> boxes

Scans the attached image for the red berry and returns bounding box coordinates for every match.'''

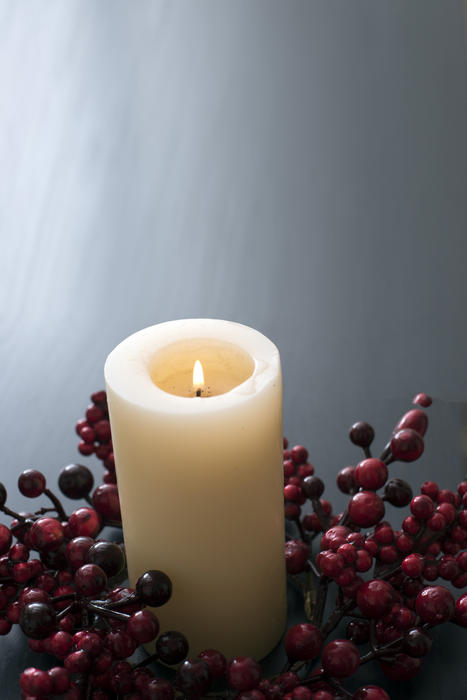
[320,526,351,551]
[291,446,308,465]
[402,515,420,535]
[68,507,102,538]
[421,480,439,499]
[410,495,434,521]
[106,630,137,659]
[177,658,212,699]
[355,459,388,490]
[227,657,261,692]
[95,419,111,442]
[415,585,455,624]
[127,609,159,643]
[74,563,107,596]
[18,470,46,498]
[48,667,71,694]
[380,653,422,680]
[284,623,322,661]
[353,687,390,700]
[284,484,302,503]
[92,484,122,521]
[390,429,424,462]
[65,649,92,673]
[76,631,103,656]
[20,668,53,697]
[86,404,104,424]
[357,580,394,618]
[0,524,12,555]
[413,392,432,407]
[78,441,94,455]
[47,630,73,659]
[198,649,227,679]
[91,390,107,405]
[322,639,360,678]
[283,460,296,478]
[285,540,309,575]
[316,551,344,578]
[355,550,372,572]
[66,536,94,570]
[348,491,385,527]
[394,409,428,437]
[30,518,65,552]
[297,463,314,478]
[401,554,424,578]
[454,593,467,627]
[437,502,456,524]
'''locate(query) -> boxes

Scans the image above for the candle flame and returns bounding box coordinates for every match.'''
[193,360,205,389]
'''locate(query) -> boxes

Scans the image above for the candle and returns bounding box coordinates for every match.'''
[104,319,286,659]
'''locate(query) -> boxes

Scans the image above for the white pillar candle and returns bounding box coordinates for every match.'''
[104,319,286,660]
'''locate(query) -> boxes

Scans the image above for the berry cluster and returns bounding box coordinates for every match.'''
[75,391,115,484]
[1,390,465,699]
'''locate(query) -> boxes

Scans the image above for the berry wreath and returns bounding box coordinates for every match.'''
[0,391,465,699]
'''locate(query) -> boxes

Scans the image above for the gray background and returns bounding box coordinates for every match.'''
[1,1,467,697]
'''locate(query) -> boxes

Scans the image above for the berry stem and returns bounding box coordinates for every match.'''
[311,499,331,531]
[87,602,130,622]
[312,576,329,627]
[44,488,68,521]
[320,598,355,638]
[294,516,309,543]
[363,447,372,459]
[1,505,28,522]
[328,678,353,698]
[359,636,403,665]
[380,442,391,462]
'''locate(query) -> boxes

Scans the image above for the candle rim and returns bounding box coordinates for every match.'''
[104,319,281,415]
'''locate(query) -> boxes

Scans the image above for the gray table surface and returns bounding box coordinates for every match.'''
[1,1,467,698]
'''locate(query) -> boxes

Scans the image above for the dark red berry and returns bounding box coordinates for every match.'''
[322,639,360,678]
[156,630,189,664]
[355,459,387,490]
[68,507,102,538]
[48,666,71,694]
[346,619,370,645]
[18,470,46,498]
[58,464,94,499]
[92,484,122,521]
[136,570,172,607]
[66,536,94,571]
[302,476,324,500]
[454,593,467,627]
[74,564,107,596]
[227,656,261,692]
[65,649,92,673]
[349,422,375,448]
[357,580,394,618]
[353,687,390,700]
[88,541,125,577]
[291,446,308,465]
[127,609,159,643]
[380,653,422,680]
[284,623,322,661]
[401,554,424,578]
[20,668,53,697]
[30,518,65,552]
[384,478,413,507]
[410,495,434,521]
[413,393,432,407]
[348,491,385,527]
[20,601,57,639]
[285,539,309,575]
[415,586,455,624]
[105,630,137,659]
[337,466,357,494]
[402,627,433,657]
[177,658,212,699]
[390,429,424,462]
[394,409,428,437]
[198,649,227,679]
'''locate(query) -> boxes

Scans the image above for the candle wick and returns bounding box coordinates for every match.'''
[196,388,202,397]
